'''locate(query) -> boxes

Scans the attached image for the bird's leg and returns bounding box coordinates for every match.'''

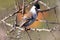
[24,26,31,31]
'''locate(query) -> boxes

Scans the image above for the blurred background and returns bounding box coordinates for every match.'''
[0,0,60,40]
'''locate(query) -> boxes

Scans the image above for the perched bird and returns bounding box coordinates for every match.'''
[20,5,38,30]
[20,0,50,30]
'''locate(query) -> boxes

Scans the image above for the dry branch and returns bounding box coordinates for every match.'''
[38,6,57,12]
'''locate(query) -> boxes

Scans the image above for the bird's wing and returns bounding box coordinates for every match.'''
[19,13,33,27]
[20,20,27,27]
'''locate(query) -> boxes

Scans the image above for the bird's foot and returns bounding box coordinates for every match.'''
[15,24,20,27]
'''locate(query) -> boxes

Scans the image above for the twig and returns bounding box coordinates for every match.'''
[38,6,57,12]
[25,29,32,40]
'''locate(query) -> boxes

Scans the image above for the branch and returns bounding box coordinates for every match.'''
[1,20,51,32]
[38,6,58,12]
[36,20,60,25]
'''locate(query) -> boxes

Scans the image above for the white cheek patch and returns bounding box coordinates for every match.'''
[29,6,37,19]
[30,6,37,14]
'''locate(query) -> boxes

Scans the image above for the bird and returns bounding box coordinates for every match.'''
[19,5,38,31]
